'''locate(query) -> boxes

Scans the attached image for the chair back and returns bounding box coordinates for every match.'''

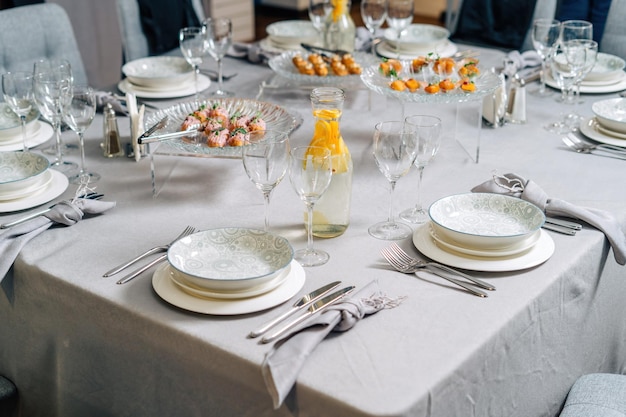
[0,3,88,84]
[600,0,626,60]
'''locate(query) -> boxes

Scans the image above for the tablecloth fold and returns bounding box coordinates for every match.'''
[0,198,116,281]
[261,280,405,409]
[472,172,626,265]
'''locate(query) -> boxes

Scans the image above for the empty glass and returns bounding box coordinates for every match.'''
[63,84,99,184]
[309,0,332,41]
[361,0,388,55]
[531,18,561,96]
[2,71,35,152]
[203,17,233,97]
[289,146,332,267]
[386,0,414,56]
[179,26,209,101]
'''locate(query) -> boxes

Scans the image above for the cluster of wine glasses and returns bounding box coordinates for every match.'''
[532,19,598,134]
[179,17,233,99]
[2,58,99,184]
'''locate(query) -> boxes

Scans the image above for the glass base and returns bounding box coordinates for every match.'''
[544,113,582,134]
[208,89,234,98]
[294,248,330,267]
[368,221,413,240]
[399,207,429,224]
[50,160,78,175]
[42,142,78,156]
[69,171,101,185]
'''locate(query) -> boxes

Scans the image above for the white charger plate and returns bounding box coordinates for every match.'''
[0,170,53,202]
[413,224,554,272]
[430,226,542,258]
[579,117,626,147]
[152,260,305,315]
[375,40,458,60]
[0,122,53,152]
[0,169,68,213]
[546,71,626,94]
[117,74,211,99]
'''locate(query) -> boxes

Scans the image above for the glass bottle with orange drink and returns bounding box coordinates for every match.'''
[324,0,356,52]
[307,87,353,238]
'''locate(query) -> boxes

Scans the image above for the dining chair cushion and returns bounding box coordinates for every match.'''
[560,373,626,417]
[0,375,17,417]
[600,0,626,60]
[0,3,88,85]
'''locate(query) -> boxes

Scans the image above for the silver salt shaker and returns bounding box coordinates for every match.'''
[103,103,125,157]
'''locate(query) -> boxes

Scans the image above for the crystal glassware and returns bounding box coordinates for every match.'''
[203,17,233,97]
[2,71,35,152]
[386,0,414,57]
[361,0,388,55]
[242,131,290,231]
[368,120,419,240]
[289,146,332,267]
[531,18,561,97]
[179,26,209,101]
[309,0,332,41]
[63,84,99,184]
[399,115,442,224]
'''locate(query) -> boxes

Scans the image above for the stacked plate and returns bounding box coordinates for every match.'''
[412,193,555,272]
[377,24,457,59]
[0,151,68,213]
[262,20,320,52]
[548,52,626,94]
[0,104,53,152]
[152,227,306,315]
[590,98,626,140]
[119,56,210,99]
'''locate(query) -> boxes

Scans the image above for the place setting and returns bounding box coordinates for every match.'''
[0,101,53,153]
[577,97,626,148]
[545,51,626,94]
[376,23,458,59]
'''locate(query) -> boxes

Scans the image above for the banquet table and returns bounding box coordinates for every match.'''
[1,44,625,417]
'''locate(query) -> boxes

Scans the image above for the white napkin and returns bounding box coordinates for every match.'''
[0,196,116,281]
[126,93,145,162]
[502,50,542,78]
[472,172,626,265]
[261,280,406,409]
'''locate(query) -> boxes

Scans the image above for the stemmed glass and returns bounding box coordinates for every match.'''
[203,17,233,97]
[309,0,332,43]
[289,146,332,267]
[368,121,419,240]
[531,18,561,96]
[2,71,35,152]
[63,84,99,184]
[361,0,388,55]
[399,115,442,224]
[33,67,77,174]
[560,20,593,101]
[179,26,209,101]
[386,0,414,56]
[242,131,290,232]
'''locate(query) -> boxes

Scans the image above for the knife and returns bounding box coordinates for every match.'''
[544,217,582,231]
[137,116,169,142]
[300,43,350,57]
[248,281,342,338]
[261,285,355,344]
[542,223,577,236]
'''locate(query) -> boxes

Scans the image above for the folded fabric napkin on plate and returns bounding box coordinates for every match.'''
[261,280,406,409]
[228,42,278,65]
[0,197,116,281]
[502,50,542,78]
[94,91,127,115]
[472,172,626,265]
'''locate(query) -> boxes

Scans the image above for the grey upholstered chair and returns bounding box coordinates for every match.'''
[600,0,626,60]
[559,373,626,416]
[0,3,88,85]
[115,0,206,63]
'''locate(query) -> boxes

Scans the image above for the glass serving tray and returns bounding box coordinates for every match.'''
[144,98,303,158]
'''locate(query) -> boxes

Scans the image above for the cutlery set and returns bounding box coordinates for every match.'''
[542,217,583,236]
[562,134,626,160]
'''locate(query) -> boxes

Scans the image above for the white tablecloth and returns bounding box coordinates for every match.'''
[1,46,625,417]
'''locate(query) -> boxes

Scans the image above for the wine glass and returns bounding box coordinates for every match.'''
[309,0,332,41]
[33,68,77,174]
[203,17,233,97]
[560,20,593,103]
[2,71,35,152]
[399,115,442,224]
[386,0,414,56]
[63,84,99,184]
[368,121,419,240]
[361,0,388,55]
[179,26,209,101]
[531,18,561,96]
[242,131,290,232]
[289,146,332,267]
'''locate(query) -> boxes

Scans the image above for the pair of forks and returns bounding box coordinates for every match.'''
[381,243,495,298]
[104,225,196,284]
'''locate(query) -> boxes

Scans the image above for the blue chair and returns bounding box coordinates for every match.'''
[0,375,18,417]
[0,3,88,85]
[600,0,626,60]
[560,373,626,417]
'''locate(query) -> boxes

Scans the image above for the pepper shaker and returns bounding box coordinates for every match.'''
[103,103,125,157]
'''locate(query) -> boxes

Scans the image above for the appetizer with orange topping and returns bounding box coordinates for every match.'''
[291,53,362,77]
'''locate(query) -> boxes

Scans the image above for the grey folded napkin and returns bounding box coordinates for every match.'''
[502,50,542,78]
[0,197,116,281]
[228,42,277,65]
[472,172,626,265]
[95,91,127,115]
[261,280,406,409]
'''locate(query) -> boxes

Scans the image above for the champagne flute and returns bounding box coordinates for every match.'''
[2,71,35,152]
[368,121,419,240]
[33,68,77,174]
[531,18,561,97]
[399,115,442,224]
[179,26,209,101]
[63,84,99,184]
[309,0,332,42]
[361,0,388,55]
[544,44,578,133]
[203,17,233,97]
[386,0,414,57]
[289,146,332,267]
[242,131,290,232]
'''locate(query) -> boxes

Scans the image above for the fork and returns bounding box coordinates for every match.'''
[103,225,196,277]
[565,133,626,155]
[562,136,626,160]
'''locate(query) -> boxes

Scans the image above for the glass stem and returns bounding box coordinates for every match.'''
[54,121,63,163]
[193,65,199,101]
[387,180,397,223]
[539,60,547,94]
[263,190,272,232]
[20,116,27,152]
[306,201,315,252]
[78,132,86,175]
[217,58,224,92]
[414,165,424,211]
